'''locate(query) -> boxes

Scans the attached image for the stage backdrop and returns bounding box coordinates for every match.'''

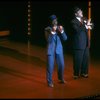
[0,0,99,59]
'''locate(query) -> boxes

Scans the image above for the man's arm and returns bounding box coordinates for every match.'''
[57,26,67,41]
[71,20,88,34]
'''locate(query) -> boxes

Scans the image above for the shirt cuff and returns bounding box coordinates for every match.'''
[85,25,92,30]
[85,25,89,29]
[51,31,56,34]
[61,30,64,34]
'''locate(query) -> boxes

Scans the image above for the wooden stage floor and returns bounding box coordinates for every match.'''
[0,40,100,99]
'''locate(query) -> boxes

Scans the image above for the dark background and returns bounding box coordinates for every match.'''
[0,0,100,60]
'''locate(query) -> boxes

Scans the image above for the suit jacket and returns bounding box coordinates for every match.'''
[71,18,89,50]
[45,26,67,55]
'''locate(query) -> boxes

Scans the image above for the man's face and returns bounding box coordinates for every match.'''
[52,19,58,26]
[76,9,83,18]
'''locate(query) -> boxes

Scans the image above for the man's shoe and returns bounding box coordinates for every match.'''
[73,76,79,79]
[58,79,67,84]
[81,74,88,78]
[48,83,54,88]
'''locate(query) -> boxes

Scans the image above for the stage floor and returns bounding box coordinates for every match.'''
[0,40,100,99]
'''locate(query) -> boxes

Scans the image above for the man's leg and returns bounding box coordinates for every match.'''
[56,53,65,83]
[81,47,89,78]
[73,50,84,79]
[46,55,55,87]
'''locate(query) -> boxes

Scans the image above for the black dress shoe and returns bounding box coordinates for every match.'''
[58,80,67,84]
[73,76,79,79]
[48,83,54,88]
[81,74,88,78]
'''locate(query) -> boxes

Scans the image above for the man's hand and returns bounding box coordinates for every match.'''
[87,19,93,26]
[52,26,57,32]
[85,19,93,30]
[58,26,64,33]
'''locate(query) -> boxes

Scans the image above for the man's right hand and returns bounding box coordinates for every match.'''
[52,26,57,32]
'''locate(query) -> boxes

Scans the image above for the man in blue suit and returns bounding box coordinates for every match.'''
[45,15,67,87]
[71,7,93,79]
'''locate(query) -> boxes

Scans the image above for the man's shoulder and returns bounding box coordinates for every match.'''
[71,18,77,22]
[45,26,51,31]
[71,18,79,25]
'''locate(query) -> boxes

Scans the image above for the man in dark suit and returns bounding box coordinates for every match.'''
[45,15,67,87]
[71,7,93,79]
